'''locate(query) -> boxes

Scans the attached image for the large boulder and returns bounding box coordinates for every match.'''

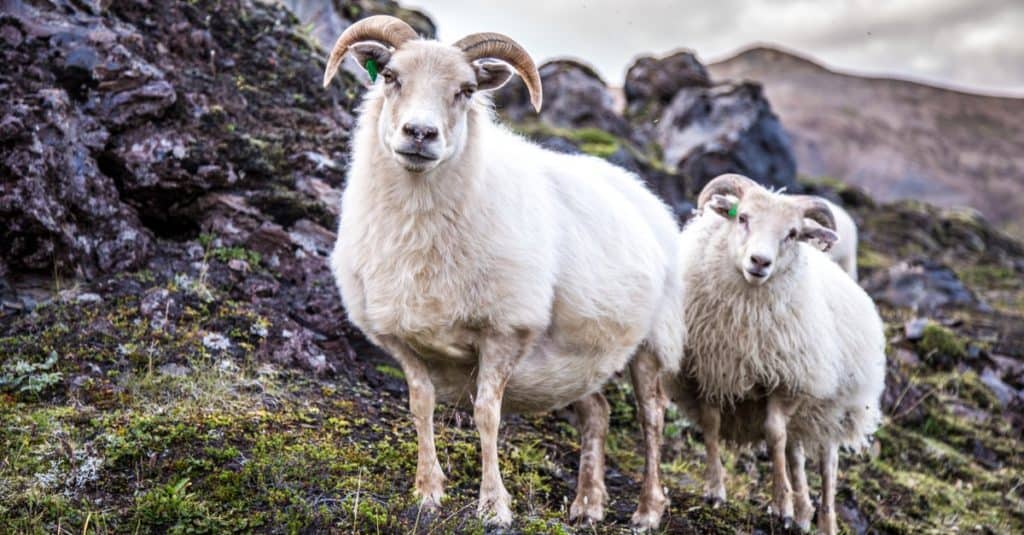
[656,81,797,192]
[624,50,711,119]
[494,59,638,144]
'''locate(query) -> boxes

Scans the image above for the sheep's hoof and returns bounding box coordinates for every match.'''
[630,493,667,531]
[478,487,513,527]
[414,483,445,512]
[630,510,662,531]
[569,491,605,525]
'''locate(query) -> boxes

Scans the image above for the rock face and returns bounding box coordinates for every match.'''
[495,59,637,144]
[1,0,358,281]
[655,82,797,192]
[495,50,797,199]
[624,50,711,120]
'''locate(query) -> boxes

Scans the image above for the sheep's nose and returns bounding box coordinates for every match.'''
[402,123,438,142]
[750,254,772,269]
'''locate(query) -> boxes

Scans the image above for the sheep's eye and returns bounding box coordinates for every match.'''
[457,84,476,100]
[786,228,798,241]
[382,70,398,85]
[737,214,749,225]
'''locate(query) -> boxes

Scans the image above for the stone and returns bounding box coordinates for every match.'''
[863,259,981,313]
[656,82,797,192]
[980,367,1016,408]
[624,50,711,120]
[495,59,639,145]
[158,363,191,377]
[904,318,930,341]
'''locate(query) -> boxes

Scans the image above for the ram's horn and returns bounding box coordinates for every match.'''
[794,195,837,230]
[455,32,542,112]
[697,173,758,209]
[323,15,418,87]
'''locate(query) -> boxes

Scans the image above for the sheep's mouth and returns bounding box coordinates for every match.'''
[395,149,440,164]
[744,267,770,284]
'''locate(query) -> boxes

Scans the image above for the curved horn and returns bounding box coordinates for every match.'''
[794,196,837,230]
[697,173,759,209]
[454,32,542,112]
[323,15,418,88]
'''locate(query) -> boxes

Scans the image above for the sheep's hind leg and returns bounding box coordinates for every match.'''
[787,440,813,531]
[629,347,669,529]
[474,329,538,527]
[699,402,727,507]
[818,442,840,535]
[569,392,610,524]
[765,394,798,528]
[379,336,445,511]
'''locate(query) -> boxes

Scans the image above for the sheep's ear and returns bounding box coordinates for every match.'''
[707,194,737,220]
[474,60,514,91]
[800,220,839,252]
[349,42,392,74]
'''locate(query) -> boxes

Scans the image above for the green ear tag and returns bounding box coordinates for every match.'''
[365,59,379,83]
[728,202,738,219]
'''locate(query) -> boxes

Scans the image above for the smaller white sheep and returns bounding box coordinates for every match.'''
[669,174,886,534]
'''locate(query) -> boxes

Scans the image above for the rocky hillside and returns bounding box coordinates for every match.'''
[2,1,1023,533]
[710,45,1024,241]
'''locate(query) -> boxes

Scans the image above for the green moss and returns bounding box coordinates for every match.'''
[857,244,893,271]
[799,174,848,192]
[957,264,1019,290]
[374,364,404,380]
[918,322,967,361]
[211,246,261,267]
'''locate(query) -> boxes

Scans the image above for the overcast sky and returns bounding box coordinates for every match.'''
[406,0,1024,97]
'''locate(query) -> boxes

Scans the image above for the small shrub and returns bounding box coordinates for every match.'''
[0,351,63,399]
[918,323,967,361]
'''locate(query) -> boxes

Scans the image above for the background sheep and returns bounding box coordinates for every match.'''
[803,196,858,280]
[323,16,683,528]
[668,174,886,534]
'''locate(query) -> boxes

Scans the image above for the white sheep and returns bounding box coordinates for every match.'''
[323,16,683,528]
[667,174,886,534]
[802,196,858,280]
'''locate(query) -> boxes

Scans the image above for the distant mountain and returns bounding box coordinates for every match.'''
[709,45,1024,240]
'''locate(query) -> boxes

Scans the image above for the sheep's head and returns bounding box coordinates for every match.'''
[698,174,839,286]
[322,16,542,173]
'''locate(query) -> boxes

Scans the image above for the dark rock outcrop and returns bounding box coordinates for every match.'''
[495,59,637,144]
[863,259,982,313]
[655,81,797,192]
[624,50,711,120]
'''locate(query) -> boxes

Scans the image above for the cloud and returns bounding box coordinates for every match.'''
[407,0,1024,96]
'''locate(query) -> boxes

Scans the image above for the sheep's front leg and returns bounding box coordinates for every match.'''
[474,329,537,527]
[818,441,840,535]
[379,336,445,510]
[569,392,609,524]
[699,401,727,506]
[629,348,669,529]
[787,440,813,531]
[765,394,798,527]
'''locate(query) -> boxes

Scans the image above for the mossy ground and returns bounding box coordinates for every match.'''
[2,265,1022,533]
